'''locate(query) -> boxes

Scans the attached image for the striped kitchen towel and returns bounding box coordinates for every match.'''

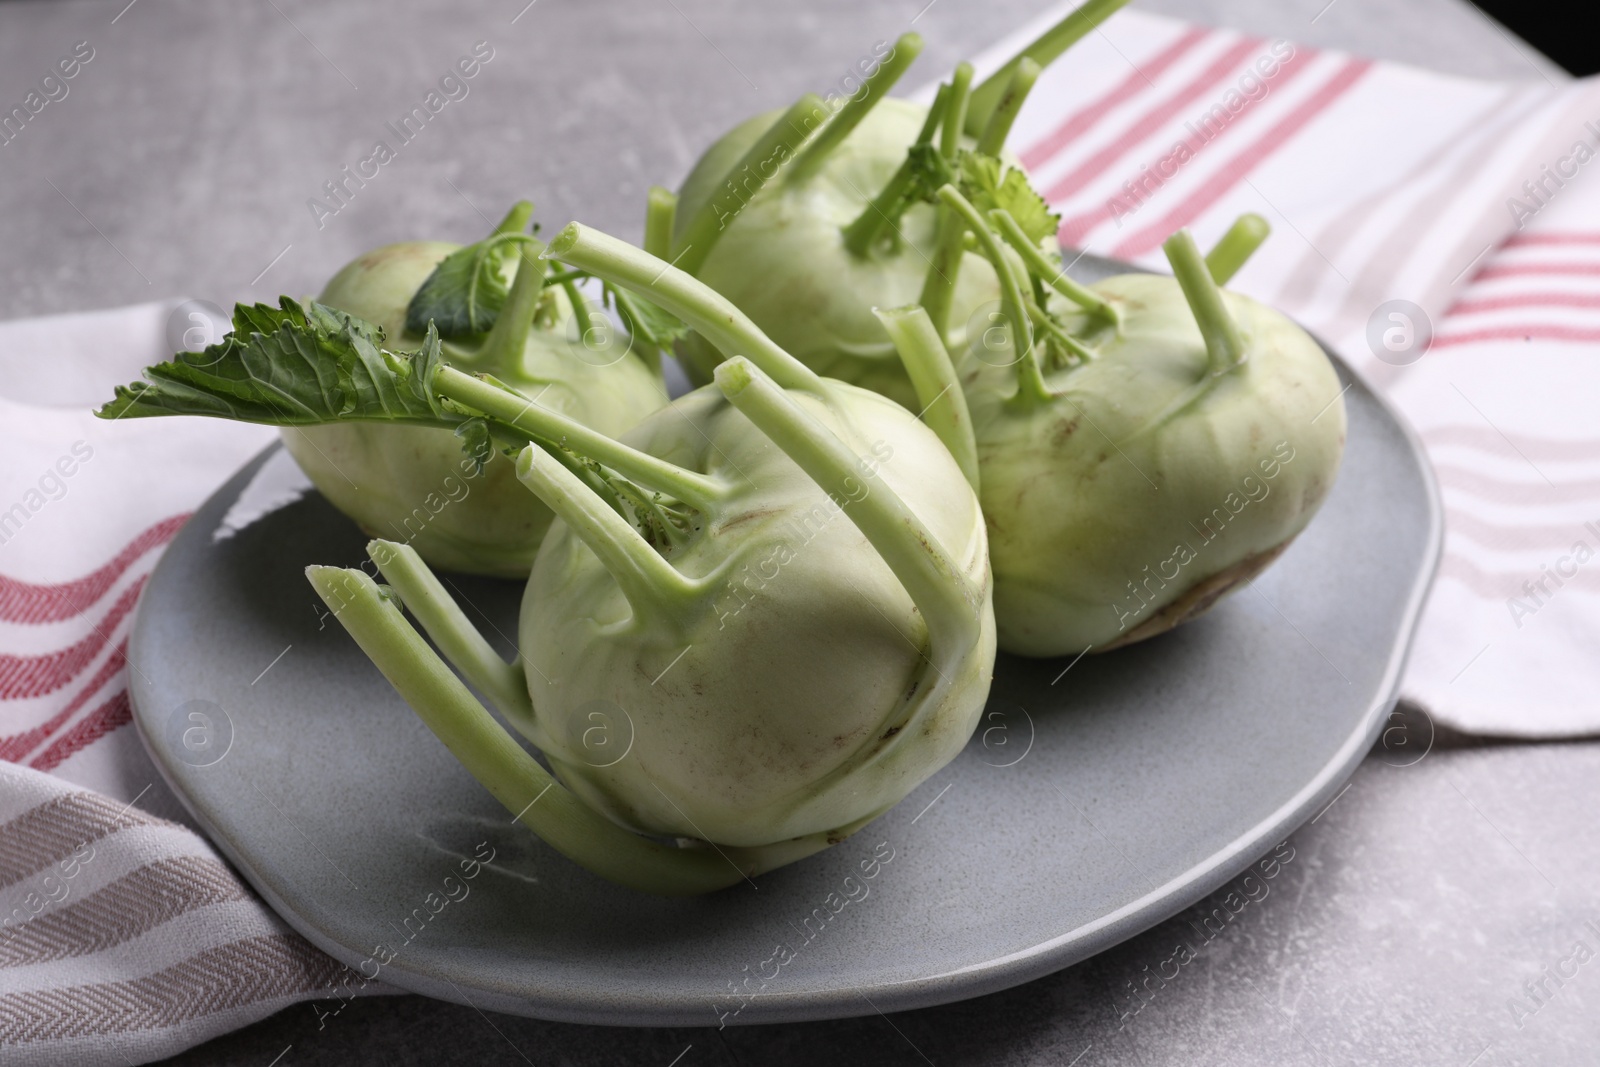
[3,3,1598,1062]
[0,761,386,1067]
[1381,167,1600,737]
[0,311,393,1065]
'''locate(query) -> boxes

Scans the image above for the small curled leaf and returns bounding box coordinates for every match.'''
[957,152,1058,247]
[454,417,494,476]
[405,233,539,339]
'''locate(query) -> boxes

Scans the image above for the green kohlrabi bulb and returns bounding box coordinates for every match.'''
[659,1,1132,410]
[283,205,668,577]
[512,223,993,853]
[669,96,1008,409]
[944,220,1345,657]
[112,223,993,892]
[300,224,994,894]
[518,365,991,847]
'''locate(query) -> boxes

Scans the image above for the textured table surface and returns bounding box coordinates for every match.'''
[0,1,1589,1064]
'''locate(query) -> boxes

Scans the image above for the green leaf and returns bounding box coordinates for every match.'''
[405,233,538,340]
[97,298,456,428]
[957,151,1058,246]
[602,283,689,350]
[901,147,1058,247]
[903,142,956,205]
[454,417,494,475]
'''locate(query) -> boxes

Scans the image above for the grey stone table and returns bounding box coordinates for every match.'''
[0,0,1588,1064]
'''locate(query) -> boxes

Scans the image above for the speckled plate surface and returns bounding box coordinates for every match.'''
[129,258,1441,1027]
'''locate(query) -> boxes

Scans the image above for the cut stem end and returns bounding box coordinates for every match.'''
[1205,212,1271,286]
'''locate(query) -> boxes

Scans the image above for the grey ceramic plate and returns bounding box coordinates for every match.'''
[130,257,1442,1027]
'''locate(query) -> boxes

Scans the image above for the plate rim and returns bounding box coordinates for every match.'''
[130,335,1444,1028]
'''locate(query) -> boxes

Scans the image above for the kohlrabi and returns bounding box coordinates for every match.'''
[236,202,669,576]
[885,197,1345,657]
[657,0,1131,409]
[108,224,994,894]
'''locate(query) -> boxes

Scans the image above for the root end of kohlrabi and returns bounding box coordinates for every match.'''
[1097,540,1294,652]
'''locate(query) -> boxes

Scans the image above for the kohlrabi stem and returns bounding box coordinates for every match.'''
[976,58,1041,157]
[304,565,757,896]
[493,200,534,236]
[514,445,701,624]
[965,0,1132,136]
[873,306,979,490]
[937,185,1050,403]
[545,223,824,393]
[989,209,1120,326]
[1163,229,1246,375]
[840,86,948,258]
[940,62,974,159]
[789,32,924,184]
[714,357,982,651]
[433,365,723,508]
[559,278,596,345]
[612,479,693,550]
[1026,298,1095,364]
[1205,212,1271,286]
[918,209,967,344]
[365,539,535,731]
[644,186,677,260]
[671,93,829,275]
[467,239,547,369]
